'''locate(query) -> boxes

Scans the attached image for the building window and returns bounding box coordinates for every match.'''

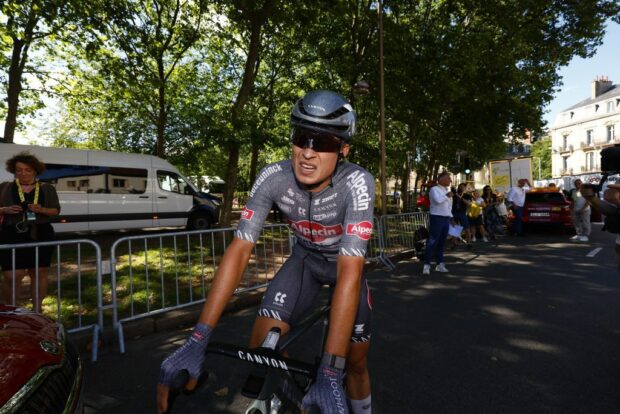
[570,111,575,119]
[562,156,568,170]
[563,135,568,149]
[67,180,76,188]
[595,104,600,112]
[608,101,615,113]
[608,125,616,142]
[586,152,594,170]
[586,130,593,145]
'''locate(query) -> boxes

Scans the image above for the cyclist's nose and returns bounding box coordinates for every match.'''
[301,146,317,158]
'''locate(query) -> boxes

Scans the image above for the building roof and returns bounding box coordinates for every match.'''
[562,84,620,112]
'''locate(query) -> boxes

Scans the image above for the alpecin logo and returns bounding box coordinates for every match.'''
[346,221,373,240]
[288,220,343,243]
[241,207,255,221]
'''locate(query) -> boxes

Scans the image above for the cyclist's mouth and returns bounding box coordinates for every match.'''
[299,162,317,175]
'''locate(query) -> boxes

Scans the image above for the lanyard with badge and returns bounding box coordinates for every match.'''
[15,179,39,233]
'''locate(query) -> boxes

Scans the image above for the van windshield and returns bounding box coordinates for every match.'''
[157,171,195,195]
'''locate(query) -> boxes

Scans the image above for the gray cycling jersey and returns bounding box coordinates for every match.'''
[236,160,376,257]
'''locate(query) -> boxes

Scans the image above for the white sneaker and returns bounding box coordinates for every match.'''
[435,263,449,273]
[472,237,477,242]
[422,264,431,275]
[570,235,580,240]
[482,237,489,242]
[578,235,589,242]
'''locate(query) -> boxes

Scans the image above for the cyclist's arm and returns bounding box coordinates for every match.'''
[324,254,364,356]
[198,237,255,326]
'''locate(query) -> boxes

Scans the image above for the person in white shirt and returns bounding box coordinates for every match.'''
[569,179,591,242]
[506,178,530,236]
[422,171,453,275]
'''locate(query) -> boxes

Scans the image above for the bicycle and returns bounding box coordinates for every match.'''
[169,295,332,414]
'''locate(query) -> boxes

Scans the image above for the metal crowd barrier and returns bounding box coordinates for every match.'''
[108,224,293,354]
[0,213,429,362]
[378,212,430,269]
[0,239,103,362]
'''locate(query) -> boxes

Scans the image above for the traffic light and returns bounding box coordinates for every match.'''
[463,158,471,175]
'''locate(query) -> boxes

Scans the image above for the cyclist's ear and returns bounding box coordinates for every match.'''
[340,144,350,159]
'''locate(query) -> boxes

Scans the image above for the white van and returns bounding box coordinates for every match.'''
[0,143,221,233]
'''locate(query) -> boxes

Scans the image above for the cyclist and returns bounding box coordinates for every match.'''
[157,90,376,414]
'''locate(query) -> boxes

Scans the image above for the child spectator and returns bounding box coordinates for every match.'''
[468,190,489,242]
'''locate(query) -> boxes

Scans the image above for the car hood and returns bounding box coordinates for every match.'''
[0,304,64,407]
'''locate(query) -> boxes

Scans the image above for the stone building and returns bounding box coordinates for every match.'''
[550,76,620,184]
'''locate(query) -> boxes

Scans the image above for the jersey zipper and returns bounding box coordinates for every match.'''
[308,192,313,242]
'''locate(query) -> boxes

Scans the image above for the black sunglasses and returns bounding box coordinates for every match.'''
[291,130,343,153]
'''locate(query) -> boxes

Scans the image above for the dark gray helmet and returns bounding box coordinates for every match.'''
[290,90,356,142]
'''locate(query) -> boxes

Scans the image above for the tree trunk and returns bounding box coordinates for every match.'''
[219,0,276,227]
[249,141,259,186]
[220,141,240,225]
[156,59,167,158]
[3,39,26,143]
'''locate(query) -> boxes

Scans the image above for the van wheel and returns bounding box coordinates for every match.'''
[188,212,211,230]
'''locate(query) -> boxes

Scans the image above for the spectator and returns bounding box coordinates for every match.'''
[422,171,453,275]
[569,179,591,242]
[452,183,472,243]
[506,178,531,236]
[468,190,488,242]
[0,152,60,312]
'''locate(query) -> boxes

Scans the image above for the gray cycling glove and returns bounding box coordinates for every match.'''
[302,353,348,413]
[158,323,212,386]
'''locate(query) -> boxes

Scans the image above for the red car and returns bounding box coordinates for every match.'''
[0,304,83,413]
[521,188,573,229]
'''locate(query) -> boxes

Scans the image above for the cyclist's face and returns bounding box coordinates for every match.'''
[292,141,349,192]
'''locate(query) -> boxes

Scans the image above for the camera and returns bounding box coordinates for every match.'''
[601,146,620,173]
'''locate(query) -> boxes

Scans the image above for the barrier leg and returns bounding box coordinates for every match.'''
[117,323,126,355]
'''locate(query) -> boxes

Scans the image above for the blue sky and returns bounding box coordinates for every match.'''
[543,20,620,127]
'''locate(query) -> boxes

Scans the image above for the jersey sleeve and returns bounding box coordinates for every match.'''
[339,168,376,257]
[235,163,282,244]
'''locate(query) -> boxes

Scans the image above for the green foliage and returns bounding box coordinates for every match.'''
[531,135,552,180]
[3,0,620,200]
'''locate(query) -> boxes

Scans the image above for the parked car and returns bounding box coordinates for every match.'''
[0,304,83,413]
[521,187,573,229]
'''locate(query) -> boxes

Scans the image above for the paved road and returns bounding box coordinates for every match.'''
[80,225,620,413]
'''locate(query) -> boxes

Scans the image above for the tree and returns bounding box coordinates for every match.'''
[531,135,552,180]
[0,0,81,142]
[74,0,207,158]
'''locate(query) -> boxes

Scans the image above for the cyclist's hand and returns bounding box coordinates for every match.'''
[302,356,348,414]
[156,323,212,414]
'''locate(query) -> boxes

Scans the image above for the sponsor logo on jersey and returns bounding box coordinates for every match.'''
[274,292,287,306]
[288,220,343,243]
[298,207,307,216]
[346,170,371,211]
[281,195,295,205]
[241,207,255,221]
[250,163,283,197]
[346,221,373,240]
[313,211,338,221]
